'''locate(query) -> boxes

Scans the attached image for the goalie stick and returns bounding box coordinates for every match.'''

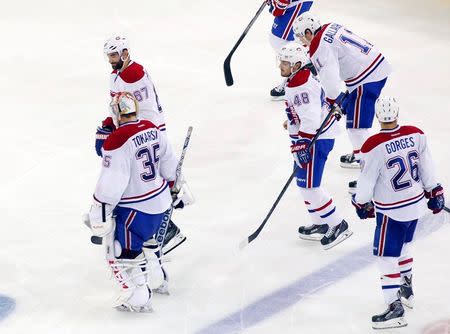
[239,107,342,250]
[87,126,194,252]
[223,1,267,86]
[156,126,194,253]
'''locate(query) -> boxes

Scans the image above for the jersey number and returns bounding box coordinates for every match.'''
[386,151,420,191]
[136,144,160,182]
[339,29,372,54]
[294,92,310,106]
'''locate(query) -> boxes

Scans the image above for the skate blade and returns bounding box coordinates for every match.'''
[323,230,353,250]
[348,187,357,195]
[271,96,285,101]
[340,162,361,169]
[162,234,187,255]
[298,234,324,241]
[114,304,154,313]
[372,317,407,329]
[400,296,414,309]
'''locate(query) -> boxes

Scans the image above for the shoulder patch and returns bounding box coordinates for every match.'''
[103,120,157,151]
[287,69,311,88]
[309,23,330,57]
[119,62,145,84]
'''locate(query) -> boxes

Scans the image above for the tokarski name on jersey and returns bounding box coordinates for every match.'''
[132,129,158,148]
[385,136,415,154]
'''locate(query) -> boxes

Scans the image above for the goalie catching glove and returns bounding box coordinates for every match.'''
[87,201,115,237]
[170,176,195,209]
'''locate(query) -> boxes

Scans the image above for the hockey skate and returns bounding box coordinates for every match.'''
[372,299,407,329]
[348,180,357,195]
[270,79,287,101]
[114,293,153,313]
[320,220,353,250]
[340,153,361,169]
[397,276,414,309]
[298,224,329,241]
[162,220,186,255]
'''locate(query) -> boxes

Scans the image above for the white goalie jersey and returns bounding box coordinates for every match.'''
[355,125,439,221]
[93,119,177,214]
[110,61,166,131]
[309,22,392,100]
[284,69,339,142]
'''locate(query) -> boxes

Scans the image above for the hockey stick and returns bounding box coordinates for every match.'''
[444,206,450,214]
[239,108,341,250]
[223,1,267,86]
[155,126,194,251]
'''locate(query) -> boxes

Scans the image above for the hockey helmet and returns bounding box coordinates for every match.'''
[278,42,310,68]
[103,35,129,56]
[375,96,399,123]
[293,12,321,42]
[110,92,139,121]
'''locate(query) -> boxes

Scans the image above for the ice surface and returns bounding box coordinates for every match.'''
[0,0,449,333]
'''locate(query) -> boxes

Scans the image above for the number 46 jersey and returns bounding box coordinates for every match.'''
[355,125,439,221]
[94,119,178,214]
[110,61,165,131]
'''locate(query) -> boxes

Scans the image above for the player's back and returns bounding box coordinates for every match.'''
[110,62,165,128]
[310,23,391,91]
[360,125,429,221]
[285,69,338,141]
[100,119,177,214]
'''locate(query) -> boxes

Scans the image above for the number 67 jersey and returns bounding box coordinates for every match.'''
[355,125,439,221]
[93,119,178,214]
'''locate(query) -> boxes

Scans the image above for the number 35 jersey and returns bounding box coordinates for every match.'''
[309,22,392,100]
[355,125,439,221]
[110,61,165,131]
[94,119,178,214]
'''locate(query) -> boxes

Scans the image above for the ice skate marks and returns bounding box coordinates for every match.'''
[0,295,15,321]
[196,212,448,334]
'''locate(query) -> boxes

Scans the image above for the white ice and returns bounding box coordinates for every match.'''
[1,0,449,333]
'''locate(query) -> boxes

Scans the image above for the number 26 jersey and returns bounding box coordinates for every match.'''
[355,125,439,221]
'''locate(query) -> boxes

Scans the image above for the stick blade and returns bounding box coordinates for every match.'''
[223,57,234,86]
[91,236,103,245]
[239,237,249,250]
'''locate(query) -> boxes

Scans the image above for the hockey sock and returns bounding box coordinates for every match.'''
[299,188,342,227]
[398,243,413,283]
[347,128,371,160]
[377,257,401,305]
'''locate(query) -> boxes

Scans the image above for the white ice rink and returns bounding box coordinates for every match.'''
[1,0,450,333]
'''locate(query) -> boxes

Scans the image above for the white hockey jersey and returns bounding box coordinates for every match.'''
[309,23,392,100]
[284,69,339,142]
[355,125,439,221]
[93,119,178,214]
[110,61,165,131]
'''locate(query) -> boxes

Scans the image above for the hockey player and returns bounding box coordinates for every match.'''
[88,92,193,312]
[292,13,392,190]
[352,97,445,329]
[279,42,352,249]
[267,0,313,100]
[96,36,186,254]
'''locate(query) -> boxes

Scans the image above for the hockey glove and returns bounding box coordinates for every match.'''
[326,91,349,116]
[291,138,311,167]
[424,184,445,214]
[170,179,195,210]
[95,117,117,157]
[351,194,375,219]
[88,202,115,237]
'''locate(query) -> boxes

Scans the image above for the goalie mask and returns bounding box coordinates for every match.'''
[110,92,139,125]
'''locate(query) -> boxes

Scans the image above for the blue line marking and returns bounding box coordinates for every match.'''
[0,295,15,321]
[196,215,446,334]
